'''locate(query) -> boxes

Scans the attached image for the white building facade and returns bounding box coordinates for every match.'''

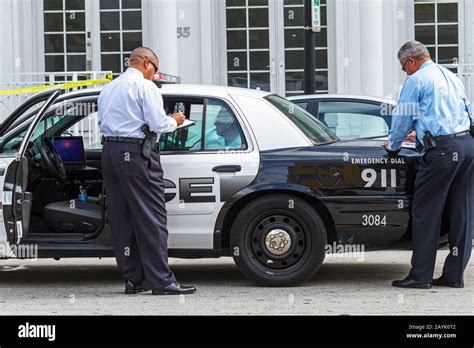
[0,0,472,113]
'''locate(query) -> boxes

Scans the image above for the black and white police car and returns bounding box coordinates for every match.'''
[0,84,435,286]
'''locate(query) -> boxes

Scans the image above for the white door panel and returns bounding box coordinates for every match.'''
[162,151,259,249]
[0,157,20,258]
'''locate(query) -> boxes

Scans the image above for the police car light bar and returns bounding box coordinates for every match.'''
[153,72,181,85]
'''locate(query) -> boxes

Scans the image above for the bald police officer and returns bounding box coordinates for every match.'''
[98,47,196,295]
[386,41,474,289]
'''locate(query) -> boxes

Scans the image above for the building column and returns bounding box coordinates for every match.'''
[143,0,179,76]
[329,0,411,98]
[359,0,384,96]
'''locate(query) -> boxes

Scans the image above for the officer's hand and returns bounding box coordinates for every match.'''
[171,112,185,126]
[383,141,400,158]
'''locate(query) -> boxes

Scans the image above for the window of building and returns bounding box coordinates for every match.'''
[283,0,328,96]
[226,0,271,91]
[99,0,143,77]
[414,0,458,73]
[44,0,87,74]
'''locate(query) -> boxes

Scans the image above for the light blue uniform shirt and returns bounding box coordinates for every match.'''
[98,68,177,139]
[388,60,471,151]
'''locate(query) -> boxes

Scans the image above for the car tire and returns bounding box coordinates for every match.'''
[230,194,327,287]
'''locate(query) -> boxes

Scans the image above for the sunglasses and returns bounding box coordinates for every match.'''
[145,56,159,73]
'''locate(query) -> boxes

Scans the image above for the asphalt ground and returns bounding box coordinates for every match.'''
[0,250,472,315]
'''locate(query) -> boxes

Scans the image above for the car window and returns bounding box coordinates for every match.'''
[265,95,338,145]
[203,99,246,151]
[159,100,204,151]
[293,100,309,111]
[317,101,390,140]
[62,111,101,150]
[160,98,246,152]
[2,107,74,150]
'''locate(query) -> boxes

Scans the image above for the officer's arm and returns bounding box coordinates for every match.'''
[387,77,420,152]
[142,84,178,134]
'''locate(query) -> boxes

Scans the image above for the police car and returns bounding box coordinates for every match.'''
[0,83,439,287]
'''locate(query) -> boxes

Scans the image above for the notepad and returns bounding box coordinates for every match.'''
[176,119,196,129]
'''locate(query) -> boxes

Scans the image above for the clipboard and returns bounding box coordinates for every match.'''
[177,119,196,130]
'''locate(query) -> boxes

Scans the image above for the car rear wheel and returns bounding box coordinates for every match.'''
[230,194,327,286]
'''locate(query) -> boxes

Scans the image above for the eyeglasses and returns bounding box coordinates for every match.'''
[129,55,159,73]
[144,56,159,73]
[401,57,411,72]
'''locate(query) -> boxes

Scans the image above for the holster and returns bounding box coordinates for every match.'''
[423,131,437,151]
[141,124,158,159]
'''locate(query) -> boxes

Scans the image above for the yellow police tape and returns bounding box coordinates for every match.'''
[0,75,113,96]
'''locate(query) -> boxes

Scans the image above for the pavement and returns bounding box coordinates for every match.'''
[0,250,472,315]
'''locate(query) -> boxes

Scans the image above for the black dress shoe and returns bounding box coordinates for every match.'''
[124,280,149,294]
[392,277,432,289]
[432,277,464,288]
[152,282,196,295]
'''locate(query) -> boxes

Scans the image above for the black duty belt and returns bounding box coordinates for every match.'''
[434,131,471,142]
[103,136,160,150]
[103,136,143,145]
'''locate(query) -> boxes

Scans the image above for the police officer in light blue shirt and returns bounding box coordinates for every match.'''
[386,41,474,289]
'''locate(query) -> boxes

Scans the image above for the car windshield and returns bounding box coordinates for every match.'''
[265,95,339,145]
[1,105,84,151]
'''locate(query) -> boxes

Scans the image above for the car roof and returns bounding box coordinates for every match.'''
[161,84,272,98]
[61,84,273,100]
[288,94,396,105]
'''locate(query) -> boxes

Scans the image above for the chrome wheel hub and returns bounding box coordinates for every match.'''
[264,229,292,256]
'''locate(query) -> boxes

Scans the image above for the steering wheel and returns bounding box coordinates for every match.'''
[37,136,67,181]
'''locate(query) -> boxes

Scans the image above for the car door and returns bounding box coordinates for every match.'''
[0,88,61,258]
[159,95,260,249]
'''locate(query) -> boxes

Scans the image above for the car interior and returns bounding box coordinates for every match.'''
[2,99,104,239]
[1,95,247,241]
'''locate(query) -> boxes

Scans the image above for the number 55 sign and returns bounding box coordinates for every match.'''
[312,0,321,33]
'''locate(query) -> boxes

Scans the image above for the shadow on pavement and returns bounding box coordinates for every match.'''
[0,257,411,288]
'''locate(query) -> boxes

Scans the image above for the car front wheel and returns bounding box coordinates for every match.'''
[230,194,327,287]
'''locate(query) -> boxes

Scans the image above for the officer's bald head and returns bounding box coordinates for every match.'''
[129,47,160,80]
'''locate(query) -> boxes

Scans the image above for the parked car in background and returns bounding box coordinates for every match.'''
[288,94,417,148]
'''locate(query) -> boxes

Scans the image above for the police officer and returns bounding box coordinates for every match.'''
[98,47,196,295]
[386,41,474,289]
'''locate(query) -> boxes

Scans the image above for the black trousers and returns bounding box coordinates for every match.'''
[409,135,474,284]
[102,141,176,289]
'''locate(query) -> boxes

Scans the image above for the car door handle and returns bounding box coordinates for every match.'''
[212,165,241,173]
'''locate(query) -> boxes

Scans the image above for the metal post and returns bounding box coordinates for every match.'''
[304,0,316,95]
